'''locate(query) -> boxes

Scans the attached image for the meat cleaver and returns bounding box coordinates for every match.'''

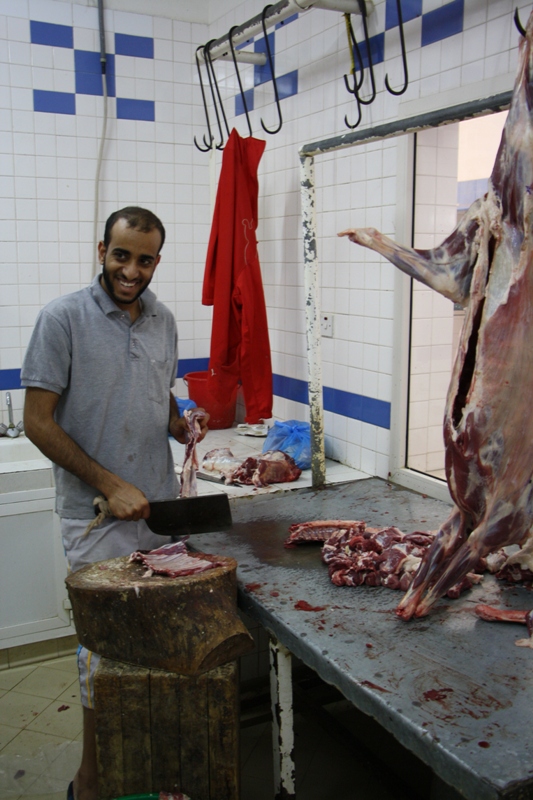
[146,493,232,536]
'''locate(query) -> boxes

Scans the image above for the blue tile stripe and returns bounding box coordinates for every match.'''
[323,386,390,429]
[30,20,73,48]
[422,0,464,47]
[33,90,76,115]
[75,51,116,97]
[115,33,154,59]
[117,98,155,121]
[30,21,154,121]
[0,365,391,430]
[0,370,22,391]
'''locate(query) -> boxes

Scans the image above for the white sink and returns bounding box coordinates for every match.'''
[0,436,47,463]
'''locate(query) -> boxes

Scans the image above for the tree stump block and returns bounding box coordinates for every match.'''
[95,658,240,800]
[65,553,253,675]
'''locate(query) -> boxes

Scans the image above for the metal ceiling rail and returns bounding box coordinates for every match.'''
[197,0,373,64]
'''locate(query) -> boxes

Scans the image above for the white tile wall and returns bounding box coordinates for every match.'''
[0,0,521,475]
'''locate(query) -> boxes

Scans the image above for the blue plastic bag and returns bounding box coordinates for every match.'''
[176,397,196,416]
[262,420,311,469]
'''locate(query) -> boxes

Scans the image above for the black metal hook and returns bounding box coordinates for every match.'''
[204,39,230,145]
[202,40,226,150]
[229,25,253,137]
[260,4,283,135]
[343,13,365,96]
[344,91,362,129]
[385,0,409,95]
[514,8,527,36]
[193,45,215,152]
[356,0,377,106]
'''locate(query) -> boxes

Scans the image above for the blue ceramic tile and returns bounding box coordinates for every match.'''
[358,31,385,68]
[0,369,22,390]
[421,0,464,46]
[115,32,154,59]
[385,0,422,29]
[30,20,73,49]
[254,32,275,87]
[116,98,155,121]
[33,90,75,115]
[75,51,115,97]
[323,386,391,429]
[277,70,298,100]
[272,374,309,405]
[235,87,254,117]
[177,358,209,379]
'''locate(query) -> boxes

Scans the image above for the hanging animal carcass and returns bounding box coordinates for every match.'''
[339,11,533,620]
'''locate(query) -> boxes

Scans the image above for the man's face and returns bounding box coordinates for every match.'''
[98,218,162,310]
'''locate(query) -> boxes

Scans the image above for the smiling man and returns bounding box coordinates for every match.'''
[20,207,208,800]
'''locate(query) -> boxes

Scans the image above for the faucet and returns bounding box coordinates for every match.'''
[1,392,24,438]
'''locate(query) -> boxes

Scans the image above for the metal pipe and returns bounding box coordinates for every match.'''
[300,89,513,157]
[300,153,326,487]
[198,0,370,64]
[216,51,267,65]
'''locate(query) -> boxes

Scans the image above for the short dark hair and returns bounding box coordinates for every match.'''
[103,207,166,252]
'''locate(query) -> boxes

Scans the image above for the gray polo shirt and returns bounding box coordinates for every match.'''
[21,276,179,518]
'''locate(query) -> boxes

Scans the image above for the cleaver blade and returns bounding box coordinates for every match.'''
[146,493,232,536]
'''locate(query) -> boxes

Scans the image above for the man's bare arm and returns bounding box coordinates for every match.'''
[24,387,149,520]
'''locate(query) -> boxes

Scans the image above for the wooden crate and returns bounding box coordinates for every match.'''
[95,658,240,800]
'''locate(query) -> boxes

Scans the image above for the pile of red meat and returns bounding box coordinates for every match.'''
[285,520,484,597]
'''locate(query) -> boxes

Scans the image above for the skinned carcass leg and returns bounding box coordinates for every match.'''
[396,508,467,619]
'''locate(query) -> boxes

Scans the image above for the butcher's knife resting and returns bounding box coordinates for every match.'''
[339,11,533,620]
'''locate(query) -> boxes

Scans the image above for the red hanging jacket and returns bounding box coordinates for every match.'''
[202,129,273,423]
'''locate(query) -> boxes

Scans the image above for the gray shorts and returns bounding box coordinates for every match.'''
[62,516,170,707]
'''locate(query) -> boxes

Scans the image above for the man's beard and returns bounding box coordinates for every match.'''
[101,260,149,305]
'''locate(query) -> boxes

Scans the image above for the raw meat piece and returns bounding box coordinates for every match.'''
[339,12,533,620]
[159,792,190,800]
[180,408,207,497]
[251,450,301,487]
[285,520,366,547]
[129,540,224,578]
[201,448,301,487]
[475,604,533,648]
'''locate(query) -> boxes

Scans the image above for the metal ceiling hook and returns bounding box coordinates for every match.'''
[343,12,365,96]
[193,45,215,152]
[514,8,527,36]
[354,0,376,106]
[344,91,362,129]
[202,40,226,150]
[229,25,254,137]
[260,4,283,135]
[385,0,409,96]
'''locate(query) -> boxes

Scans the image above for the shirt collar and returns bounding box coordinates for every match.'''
[89,274,158,318]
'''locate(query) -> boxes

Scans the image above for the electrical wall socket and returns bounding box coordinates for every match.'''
[321,314,333,337]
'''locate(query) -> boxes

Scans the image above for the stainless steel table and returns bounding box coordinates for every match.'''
[189,478,533,800]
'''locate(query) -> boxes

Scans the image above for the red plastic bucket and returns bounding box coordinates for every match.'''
[183,371,237,430]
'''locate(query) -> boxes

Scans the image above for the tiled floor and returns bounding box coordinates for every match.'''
[0,653,429,800]
[0,655,82,800]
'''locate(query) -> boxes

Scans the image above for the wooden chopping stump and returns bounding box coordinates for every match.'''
[66,553,254,675]
[95,658,240,800]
